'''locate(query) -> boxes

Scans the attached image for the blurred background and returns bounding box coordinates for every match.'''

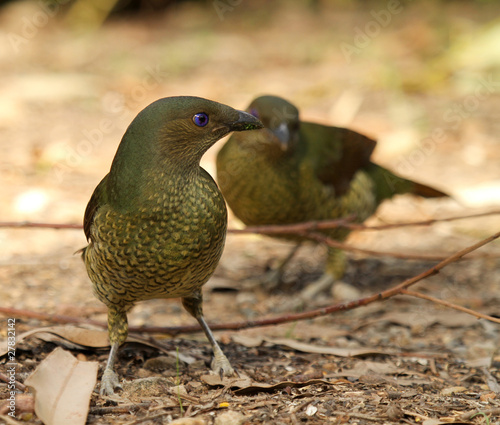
[0,0,499,317]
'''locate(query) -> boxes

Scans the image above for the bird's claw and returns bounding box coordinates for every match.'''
[211,353,235,378]
[100,369,122,396]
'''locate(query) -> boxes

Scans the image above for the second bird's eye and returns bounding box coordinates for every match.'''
[249,108,259,119]
[193,112,209,127]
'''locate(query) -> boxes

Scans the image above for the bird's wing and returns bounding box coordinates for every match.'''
[83,175,109,241]
[301,122,377,197]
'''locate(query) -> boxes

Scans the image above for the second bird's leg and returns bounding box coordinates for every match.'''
[262,242,303,289]
[182,290,235,377]
[100,306,129,396]
[300,246,346,301]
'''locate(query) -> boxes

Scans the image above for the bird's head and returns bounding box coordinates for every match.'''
[119,96,263,169]
[106,97,262,205]
[246,95,300,152]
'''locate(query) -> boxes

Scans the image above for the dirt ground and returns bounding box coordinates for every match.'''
[1,1,500,424]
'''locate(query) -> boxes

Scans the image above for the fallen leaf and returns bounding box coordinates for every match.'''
[170,418,207,425]
[0,325,196,364]
[231,334,264,348]
[24,347,98,425]
[381,311,478,329]
[440,386,467,396]
[264,337,391,357]
[200,374,253,389]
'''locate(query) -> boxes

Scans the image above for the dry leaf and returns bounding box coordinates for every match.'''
[0,325,196,364]
[0,326,110,356]
[231,334,264,348]
[24,347,98,425]
[264,337,391,357]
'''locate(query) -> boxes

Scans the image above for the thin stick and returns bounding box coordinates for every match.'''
[296,231,452,261]
[88,402,152,415]
[2,231,498,335]
[232,210,500,234]
[0,222,82,229]
[0,307,105,328]
[0,209,498,232]
[400,289,500,324]
[0,372,26,391]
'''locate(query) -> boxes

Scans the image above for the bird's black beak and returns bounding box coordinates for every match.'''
[229,110,264,132]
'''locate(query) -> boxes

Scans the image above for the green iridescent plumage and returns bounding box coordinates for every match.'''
[82,96,262,395]
[216,95,447,296]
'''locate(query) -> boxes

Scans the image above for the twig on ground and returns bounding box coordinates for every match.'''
[0,372,26,391]
[89,402,153,415]
[3,211,498,262]
[296,231,455,261]
[232,209,500,234]
[459,408,500,422]
[0,221,82,229]
[400,289,500,324]
[1,209,498,233]
[1,231,498,337]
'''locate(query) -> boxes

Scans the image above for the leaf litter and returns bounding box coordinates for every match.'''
[1,1,500,424]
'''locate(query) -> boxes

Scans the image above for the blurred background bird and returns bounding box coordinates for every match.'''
[82,96,262,395]
[216,95,448,304]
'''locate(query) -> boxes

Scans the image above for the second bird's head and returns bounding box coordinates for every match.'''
[246,95,300,151]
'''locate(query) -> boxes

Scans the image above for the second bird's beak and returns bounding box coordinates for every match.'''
[229,110,264,132]
[272,122,290,151]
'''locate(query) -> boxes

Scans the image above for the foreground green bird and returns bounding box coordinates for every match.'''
[82,96,263,396]
[216,95,447,299]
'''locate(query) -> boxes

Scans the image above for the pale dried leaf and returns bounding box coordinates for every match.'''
[24,347,98,425]
[231,334,264,348]
[0,325,196,364]
[170,418,207,425]
[264,337,391,357]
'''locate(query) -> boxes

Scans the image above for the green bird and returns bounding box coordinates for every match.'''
[216,95,447,299]
[82,96,263,396]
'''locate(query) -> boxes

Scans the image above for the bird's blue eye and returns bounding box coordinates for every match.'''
[249,108,259,119]
[193,113,209,127]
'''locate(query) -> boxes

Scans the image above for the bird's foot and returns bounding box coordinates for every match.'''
[100,368,122,396]
[261,267,283,290]
[300,273,335,301]
[241,268,282,291]
[276,274,338,312]
[211,350,235,378]
[331,280,361,301]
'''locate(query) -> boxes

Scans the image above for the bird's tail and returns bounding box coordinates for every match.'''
[367,163,448,203]
[411,182,448,198]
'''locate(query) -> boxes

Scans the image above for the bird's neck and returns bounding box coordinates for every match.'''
[108,150,202,213]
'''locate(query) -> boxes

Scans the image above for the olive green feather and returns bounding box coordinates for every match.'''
[216,95,447,283]
[82,96,262,395]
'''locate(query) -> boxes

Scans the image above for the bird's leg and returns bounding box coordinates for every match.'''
[100,306,128,396]
[262,242,303,289]
[300,246,345,301]
[182,290,235,377]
